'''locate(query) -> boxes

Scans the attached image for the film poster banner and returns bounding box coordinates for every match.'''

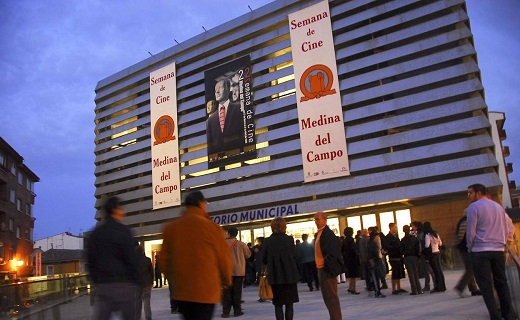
[289,0,350,183]
[150,62,181,209]
[205,55,256,169]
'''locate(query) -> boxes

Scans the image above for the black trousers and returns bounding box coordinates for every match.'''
[302,261,319,290]
[222,276,244,315]
[177,301,215,320]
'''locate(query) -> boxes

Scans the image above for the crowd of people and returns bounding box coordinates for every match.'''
[86,183,517,320]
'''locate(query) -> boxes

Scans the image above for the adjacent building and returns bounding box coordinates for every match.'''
[33,232,86,276]
[93,0,515,256]
[0,137,39,279]
[40,249,86,276]
[34,232,84,252]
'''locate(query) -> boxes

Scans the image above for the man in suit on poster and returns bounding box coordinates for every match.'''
[206,78,245,156]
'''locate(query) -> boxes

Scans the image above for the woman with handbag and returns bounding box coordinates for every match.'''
[262,217,300,320]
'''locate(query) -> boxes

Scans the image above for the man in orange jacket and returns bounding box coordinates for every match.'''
[160,191,232,320]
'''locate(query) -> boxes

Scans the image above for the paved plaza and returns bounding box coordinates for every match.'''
[50,269,513,320]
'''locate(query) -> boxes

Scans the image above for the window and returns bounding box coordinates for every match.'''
[8,219,14,231]
[17,172,23,185]
[361,214,377,230]
[346,216,362,233]
[46,265,54,276]
[10,163,16,175]
[16,199,22,212]
[26,203,31,216]
[379,211,394,235]
[0,151,5,168]
[10,189,15,203]
[26,179,32,191]
[25,229,30,240]
[16,226,21,238]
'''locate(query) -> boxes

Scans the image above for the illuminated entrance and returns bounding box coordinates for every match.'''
[142,209,411,255]
[346,209,411,239]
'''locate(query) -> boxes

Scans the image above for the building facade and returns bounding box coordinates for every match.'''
[34,232,85,252]
[40,249,86,276]
[0,137,39,279]
[93,0,514,254]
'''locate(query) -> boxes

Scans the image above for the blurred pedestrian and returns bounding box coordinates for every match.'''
[454,208,480,297]
[160,191,232,320]
[87,196,142,320]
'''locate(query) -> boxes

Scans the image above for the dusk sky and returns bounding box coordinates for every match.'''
[1,1,518,240]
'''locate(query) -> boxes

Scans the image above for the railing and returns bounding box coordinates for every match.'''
[0,273,90,319]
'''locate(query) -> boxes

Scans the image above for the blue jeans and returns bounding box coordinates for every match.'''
[471,251,517,320]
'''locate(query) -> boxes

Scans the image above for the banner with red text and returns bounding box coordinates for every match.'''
[150,62,181,209]
[289,0,350,182]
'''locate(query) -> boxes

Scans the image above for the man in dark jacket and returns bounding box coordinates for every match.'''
[385,223,406,295]
[314,212,344,320]
[87,196,142,320]
[401,225,422,295]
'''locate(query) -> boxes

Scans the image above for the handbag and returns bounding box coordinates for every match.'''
[258,271,273,300]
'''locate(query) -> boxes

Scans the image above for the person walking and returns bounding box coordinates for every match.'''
[262,217,300,320]
[136,245,153,320]
[297,233,319,292]
[454,208,481,297]
[423,221,446,293]
[314,212,344,320]
[86,197,142,320]
[221,226,251,318]
[367,231,386,298]
[466,183,516,320]
[160,191,232,320]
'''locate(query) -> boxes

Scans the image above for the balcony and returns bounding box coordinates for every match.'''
[503,145,511,157]
[499,129,507,141]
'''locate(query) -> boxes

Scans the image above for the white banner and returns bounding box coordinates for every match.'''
[289,0,350,182]
[150,62,181,209]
